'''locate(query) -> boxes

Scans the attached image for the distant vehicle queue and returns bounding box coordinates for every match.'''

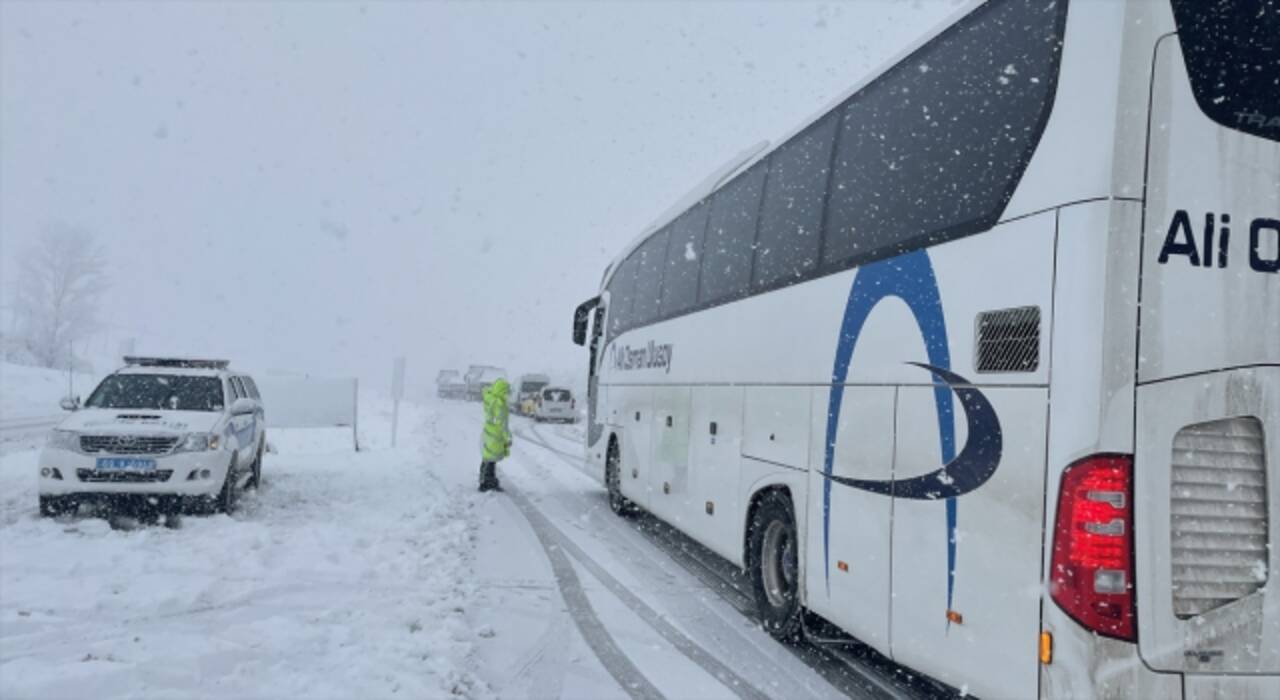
[435,366,579,423]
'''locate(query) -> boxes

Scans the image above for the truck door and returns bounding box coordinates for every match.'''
[1135,1,1279,677]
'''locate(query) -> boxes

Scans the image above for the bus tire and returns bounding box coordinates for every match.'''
[748,491,802,642]
[606,439,631,516]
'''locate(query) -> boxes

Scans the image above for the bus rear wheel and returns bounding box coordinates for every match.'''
[606,441,630,516]
[748,491,803,641]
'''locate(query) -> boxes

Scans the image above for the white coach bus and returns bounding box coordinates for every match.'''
[572,0,1277,697]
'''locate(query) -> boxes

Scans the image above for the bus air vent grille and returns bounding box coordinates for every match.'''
[1170,416,1268,619]
[974,305,1039,373]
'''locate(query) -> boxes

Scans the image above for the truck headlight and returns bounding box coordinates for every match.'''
[176,433,221,453]
[47,430,79,451]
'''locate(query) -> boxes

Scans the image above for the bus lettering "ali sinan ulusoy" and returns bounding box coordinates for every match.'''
[572,1,1278,697]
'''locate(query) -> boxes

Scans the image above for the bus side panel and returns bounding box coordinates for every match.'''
[804,386,895,654]
[1038,200,1183,698]
[890,385,1049,700]
[585,380,607,481]
[689,386,746,565]
[649,386,692,526]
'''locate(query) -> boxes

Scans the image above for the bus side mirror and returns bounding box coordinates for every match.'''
[573,296,600,346]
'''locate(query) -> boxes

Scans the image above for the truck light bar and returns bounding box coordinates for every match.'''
[122,356,230,369]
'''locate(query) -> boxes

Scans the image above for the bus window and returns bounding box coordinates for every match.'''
[607,254,638,337]
[1171,0,1279,143]
[631,227,670,326]
[701,162,766,305]
[754,113,836,289]
[822,0,1064,268]
[660,201,709,317]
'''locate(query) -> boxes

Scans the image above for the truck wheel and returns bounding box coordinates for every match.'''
[39,496,63,518]
[218,456,238,514]
[748,491,803,641]
[248,443,264,490]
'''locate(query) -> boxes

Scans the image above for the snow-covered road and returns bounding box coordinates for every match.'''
[0,397,915,699]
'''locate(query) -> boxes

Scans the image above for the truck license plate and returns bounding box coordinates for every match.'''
[95,458,156,471]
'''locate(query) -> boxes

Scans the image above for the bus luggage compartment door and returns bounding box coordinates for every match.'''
[650,386,692,525]
[804,386,894,653]
[689,386,745,564]
[614,384,654,511]
[889,384,1048,700]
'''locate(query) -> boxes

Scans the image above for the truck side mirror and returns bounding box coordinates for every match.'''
[59,396,80,411]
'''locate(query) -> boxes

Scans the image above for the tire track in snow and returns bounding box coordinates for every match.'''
[508,602,572,700]
[507,484,772,700]
[515,424,917,700]
[504,438,781,700]
[505,486,665,700]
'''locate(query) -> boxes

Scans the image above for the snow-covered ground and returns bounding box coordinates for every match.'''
[0,398,486,699]
[0,363,99,421]
[0,363,103,452]
[0,392,859,700]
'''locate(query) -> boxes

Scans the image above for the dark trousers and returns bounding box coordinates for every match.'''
[479,460,500,491]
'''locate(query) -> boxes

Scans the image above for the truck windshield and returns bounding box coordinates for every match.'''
[1171,0,1280,142]
[85,375,225,412]
[521,381,548,395]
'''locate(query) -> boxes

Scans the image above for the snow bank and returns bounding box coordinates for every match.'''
[0,362,100,421]
[0,395,491,699]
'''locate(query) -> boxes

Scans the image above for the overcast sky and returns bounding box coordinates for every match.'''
[1,0,960,393]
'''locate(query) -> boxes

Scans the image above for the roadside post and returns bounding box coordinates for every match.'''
[391,356,406,447]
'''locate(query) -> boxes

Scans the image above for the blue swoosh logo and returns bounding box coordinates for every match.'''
[826,362,1002,500]
[822,249,1003,616]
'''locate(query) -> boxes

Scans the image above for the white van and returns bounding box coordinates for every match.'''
[512,373,551,415]
[533,387,576,423]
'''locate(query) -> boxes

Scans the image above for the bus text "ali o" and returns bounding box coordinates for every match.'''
[1157,210,1279,274]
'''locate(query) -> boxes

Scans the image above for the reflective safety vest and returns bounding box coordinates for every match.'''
[481,380,511,461]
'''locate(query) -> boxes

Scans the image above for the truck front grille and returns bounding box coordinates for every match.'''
[76,469,174,483]
[79,435,179,455]
[1170,416,1269,619]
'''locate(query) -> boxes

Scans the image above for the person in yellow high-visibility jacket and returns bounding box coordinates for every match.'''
[478,378,511,491]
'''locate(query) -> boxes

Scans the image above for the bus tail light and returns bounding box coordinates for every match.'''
[1049,454,1136,642]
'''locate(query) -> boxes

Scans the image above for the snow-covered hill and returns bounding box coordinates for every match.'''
[0,362,101,422]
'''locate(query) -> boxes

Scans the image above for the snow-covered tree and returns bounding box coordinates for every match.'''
[10,225,107,368]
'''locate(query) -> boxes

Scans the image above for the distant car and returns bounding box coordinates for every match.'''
[511,373,550,415]
[533,387,576,423]
[435,369,467,400]
[465,366,507,402]
[37,357,266,517]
